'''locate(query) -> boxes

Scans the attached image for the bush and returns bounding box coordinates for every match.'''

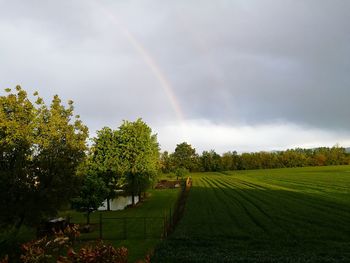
[4,224,127,263]
[65,241,128,263]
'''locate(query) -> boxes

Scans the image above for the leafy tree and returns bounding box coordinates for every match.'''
[328,146,348,165]
[160,151,172,173]
[171,142,197,172]
[174,167,188,180]
[222,151,240,171]
[0,86,35,230]
[71,175,108,225]
[89,127,119,210]
[117,119,159,205]
[0,86,88,230]
[221,152,234,171]
[201,150,223,172]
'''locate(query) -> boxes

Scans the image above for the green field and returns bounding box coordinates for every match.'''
[154,166,350,262]
[60,188,180,262]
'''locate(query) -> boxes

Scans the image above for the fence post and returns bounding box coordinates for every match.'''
[123,218,127,240]
[143,217,146,239]
[163,214,167,238]
[99,213,102,239]
[169,208,172,229]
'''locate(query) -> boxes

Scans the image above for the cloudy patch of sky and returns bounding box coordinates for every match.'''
[1,0,350,153]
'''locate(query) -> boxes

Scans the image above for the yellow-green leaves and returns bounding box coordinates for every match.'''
[0,86,88,229]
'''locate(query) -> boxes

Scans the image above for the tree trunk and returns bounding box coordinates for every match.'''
[107,197,110,211]
[131,175,135,205]
[138,191,141,202]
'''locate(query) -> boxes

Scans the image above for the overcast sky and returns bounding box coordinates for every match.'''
[1,0,350,153]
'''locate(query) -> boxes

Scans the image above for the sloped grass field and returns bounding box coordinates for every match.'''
[153,166,350,262]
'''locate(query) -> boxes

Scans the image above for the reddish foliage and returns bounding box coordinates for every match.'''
[64,241,128,263]
[19,224,128,263]
[0,255,9,263]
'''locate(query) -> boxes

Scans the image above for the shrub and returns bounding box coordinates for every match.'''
[18,224,127,263]
[64,241,128,263]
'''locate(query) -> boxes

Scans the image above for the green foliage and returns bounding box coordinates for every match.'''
[235,146,349,170]
[116,118,160,204]
[0,86,88,230]
[86,119,160,208]
[88,127,120,209]
[174,167,188,180]
[71,175,108,224]
[200,150,223,172]
[160,151,172,173]
[167,144,350,173]
[171,142,198,172]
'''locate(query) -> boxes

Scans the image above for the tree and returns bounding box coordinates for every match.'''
[71,175,108,225]
[200,150,223,172]
[0,86,35,230]
[171,142,197,172]
[174,167,188,180]
[0,86,88,230]
[160,151,172,173]
[221,151,241,171]
[116,119,159,205]
[89,127,119,210]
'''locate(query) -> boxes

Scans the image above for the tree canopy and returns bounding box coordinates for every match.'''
[162,145,350,173]
[171,142,197,172]
[71,174,108,225]
[0,86,88,229]
[88,127,119,210]
[117,119,160,204]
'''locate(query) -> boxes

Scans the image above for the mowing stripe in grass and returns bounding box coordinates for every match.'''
[225,176,350,238]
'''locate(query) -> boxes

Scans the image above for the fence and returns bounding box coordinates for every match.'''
[98,215,166,240]
[163,177,192,237]
[76,177,192,241]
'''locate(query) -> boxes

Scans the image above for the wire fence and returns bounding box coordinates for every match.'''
[75,177,192,241]
[98,216,166,240]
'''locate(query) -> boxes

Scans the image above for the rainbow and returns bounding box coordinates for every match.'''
[93,2,186,128]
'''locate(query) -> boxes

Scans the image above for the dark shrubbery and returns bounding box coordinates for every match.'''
[1,225,128,263]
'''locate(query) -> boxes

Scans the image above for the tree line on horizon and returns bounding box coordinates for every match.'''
[161,143,350,174]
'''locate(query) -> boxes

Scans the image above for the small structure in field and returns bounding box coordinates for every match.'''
[155,180,183,189]
[37,217,68,237]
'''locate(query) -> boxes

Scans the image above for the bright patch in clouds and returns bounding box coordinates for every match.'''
[155,120,350,154]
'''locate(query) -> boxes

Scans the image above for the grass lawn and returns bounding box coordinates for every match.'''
[153,166,350,262]
[60,188,180,262]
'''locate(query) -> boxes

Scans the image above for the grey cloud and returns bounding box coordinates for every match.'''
[136,0,350,129]
[1,0,350,136]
